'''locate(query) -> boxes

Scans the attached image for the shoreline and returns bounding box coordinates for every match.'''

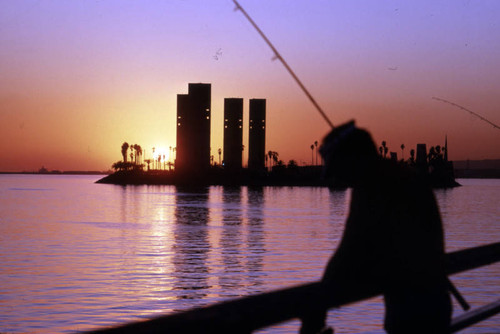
[95,168,462,188]
[95,168,333,188]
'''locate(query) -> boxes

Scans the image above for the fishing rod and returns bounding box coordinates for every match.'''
[432,97,500,130]
[233,0,335,129]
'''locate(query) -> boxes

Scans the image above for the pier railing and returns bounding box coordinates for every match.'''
[88,242,500,334]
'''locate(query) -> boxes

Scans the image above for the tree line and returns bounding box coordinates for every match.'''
[112,142,144,171]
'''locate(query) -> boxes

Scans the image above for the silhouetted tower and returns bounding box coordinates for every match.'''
[248,99,266,171]
[223,98,244,171]
[175,83,211,173]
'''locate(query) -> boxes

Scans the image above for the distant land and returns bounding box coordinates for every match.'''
[453,159,500,169]
[453,159,500,178]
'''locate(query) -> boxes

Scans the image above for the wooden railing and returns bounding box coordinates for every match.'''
[87,242,500,334]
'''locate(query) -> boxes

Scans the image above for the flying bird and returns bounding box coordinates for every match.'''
[213,48,222,60]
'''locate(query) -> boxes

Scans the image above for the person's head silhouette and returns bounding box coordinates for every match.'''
[320,120,378,187]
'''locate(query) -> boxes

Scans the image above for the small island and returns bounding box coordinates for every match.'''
[96,83,459,188]
[96,140,459,189]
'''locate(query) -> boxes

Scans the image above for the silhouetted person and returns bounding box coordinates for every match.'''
[301,121,451,334]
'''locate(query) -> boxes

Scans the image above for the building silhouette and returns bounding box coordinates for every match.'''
[416,143,427,170]
[223,98,244,171]
[175,83,211,173]
[248,99,266,171]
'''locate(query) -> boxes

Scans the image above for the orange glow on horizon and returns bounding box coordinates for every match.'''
[0,1,499,172]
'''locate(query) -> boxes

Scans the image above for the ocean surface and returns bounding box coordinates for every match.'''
[0,175,498,333]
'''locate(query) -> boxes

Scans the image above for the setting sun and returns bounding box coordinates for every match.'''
[146,145,175,171]
[152,146,174,162]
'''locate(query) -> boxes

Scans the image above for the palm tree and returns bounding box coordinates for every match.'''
[272,151,279,167]
[218,148,222,165]
[310,144,314,165]
[400,144,405,160]
[314,141,318,165]
[133,144,142,165]
[130,144,136,164]
[112,161,122,171]
[121,142,129,162]
[268,151,273,170]
[428,146,436,163]
[381,141,388,158]
[152,147,156,169]
[435,145,442,159]
[138,145,143,165]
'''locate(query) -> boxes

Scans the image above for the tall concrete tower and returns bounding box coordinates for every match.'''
[175,83,211,173]
[223,98,244,171]
[248,99,266,171]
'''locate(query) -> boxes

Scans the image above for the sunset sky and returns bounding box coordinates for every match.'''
[1,0,499,172]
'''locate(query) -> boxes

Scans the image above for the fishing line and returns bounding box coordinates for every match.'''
[233,0,335,129]
[432,97,500,130]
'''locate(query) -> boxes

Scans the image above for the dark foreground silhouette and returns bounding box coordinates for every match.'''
[301,121,452,334]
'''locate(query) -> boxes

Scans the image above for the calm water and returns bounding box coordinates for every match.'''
[0,175,498,333]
